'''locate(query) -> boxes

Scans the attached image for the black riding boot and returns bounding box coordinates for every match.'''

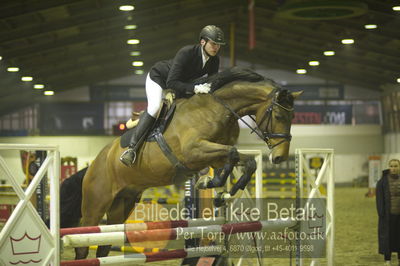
[120,111,156,167]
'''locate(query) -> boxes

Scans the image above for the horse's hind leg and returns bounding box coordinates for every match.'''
[74,207,110,260]
[75,198,112,260]
[75,175,114,259]
[96,190,142,258]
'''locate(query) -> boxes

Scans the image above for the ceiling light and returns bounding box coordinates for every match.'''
[21,76,33,82]
[397,78,400,83]
[124,25,137,30]
[0,56,2,60]
[341,39,354,44]
[127,39,140,45]
[132,61,143,67]
[296,69,307,74]
[119,5,134,11]
[135,70,144,75]
[44,90,54,96]
[323,51,335,56]
[7,67,19,72]
[364,24,377,29]
[130,51,141,56]
[393,6,400,11]
[34,84,45,89]
[309,61,320,66]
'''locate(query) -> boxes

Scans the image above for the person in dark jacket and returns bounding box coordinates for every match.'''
[376,158,400,265]
[120,25,225,167]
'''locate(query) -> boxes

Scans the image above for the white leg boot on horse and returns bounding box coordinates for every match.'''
[120,111,156,167]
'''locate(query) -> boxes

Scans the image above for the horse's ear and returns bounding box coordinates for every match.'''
[291,90,303,99]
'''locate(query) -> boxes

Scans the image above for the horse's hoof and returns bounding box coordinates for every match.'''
[194,175,212,190]
[74,247,89,260]
[213,192,230,207]
[195,182,207,190]
[213,196,225,207]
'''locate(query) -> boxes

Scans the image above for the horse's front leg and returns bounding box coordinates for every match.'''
[228,156,257,196]
[184,140,237,168]
[183,139,238,185]
[212,155,257,207]
[195,146,240,190]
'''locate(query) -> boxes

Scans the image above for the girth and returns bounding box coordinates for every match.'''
[152,128,197,183]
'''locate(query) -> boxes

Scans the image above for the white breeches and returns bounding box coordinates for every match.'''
[145,73,163,117]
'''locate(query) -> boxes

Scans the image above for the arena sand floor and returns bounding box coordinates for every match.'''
[61,187,389,266]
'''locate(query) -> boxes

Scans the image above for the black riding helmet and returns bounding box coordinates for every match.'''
[199,25,225,45]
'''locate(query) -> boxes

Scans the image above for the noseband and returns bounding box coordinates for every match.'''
[212,89,293,150]
[255,98,293,149]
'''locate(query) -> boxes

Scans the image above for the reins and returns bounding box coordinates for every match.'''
[211,88,293,149]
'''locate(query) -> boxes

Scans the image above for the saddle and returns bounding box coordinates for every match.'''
[120,100,196,182]
[120,101,176,148]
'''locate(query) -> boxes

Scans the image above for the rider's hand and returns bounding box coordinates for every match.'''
[165,91,175,105]
[194,83,211,94]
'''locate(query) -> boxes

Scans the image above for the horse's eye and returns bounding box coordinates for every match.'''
[275,114,284,121]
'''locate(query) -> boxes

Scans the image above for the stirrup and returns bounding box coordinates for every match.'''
[119,148,137,167]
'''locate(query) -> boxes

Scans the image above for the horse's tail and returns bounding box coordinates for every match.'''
[59,167,88,228]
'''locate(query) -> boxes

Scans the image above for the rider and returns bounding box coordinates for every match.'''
[120,25,225,167]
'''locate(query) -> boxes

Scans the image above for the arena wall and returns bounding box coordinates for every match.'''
[384,133,400,154]
[380,132,400,172]
[0,124,390,185]
[0,136,113,184]
[237,125,384,183]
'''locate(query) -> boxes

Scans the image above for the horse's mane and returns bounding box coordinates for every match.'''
[193,66,293,106]
[196,66,280,92]
[209,67,264,91]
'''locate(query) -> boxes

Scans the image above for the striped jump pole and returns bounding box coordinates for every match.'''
[60,246,224,266]
[60,217,225,237]
[62,219,296,248]
[89,245,170,253]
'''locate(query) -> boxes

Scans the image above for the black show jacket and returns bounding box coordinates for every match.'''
[149,44,220,98]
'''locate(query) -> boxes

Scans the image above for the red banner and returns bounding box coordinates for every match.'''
[61,157,78,182]
[0,204,15,222]
[61,165,77,182]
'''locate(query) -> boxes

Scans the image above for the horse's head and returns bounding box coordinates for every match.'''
[255,89,303,164]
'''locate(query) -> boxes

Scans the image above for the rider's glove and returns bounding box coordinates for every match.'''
[194,83,211,94]
[164,91,175,105]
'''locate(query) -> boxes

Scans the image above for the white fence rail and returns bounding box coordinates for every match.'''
[0,144,60,266]
[296,148,334,266]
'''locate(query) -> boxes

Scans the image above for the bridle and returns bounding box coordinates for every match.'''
[211,89,293,149]
[254,92,293,149]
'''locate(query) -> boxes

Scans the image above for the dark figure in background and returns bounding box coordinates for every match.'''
[376,159,400,265]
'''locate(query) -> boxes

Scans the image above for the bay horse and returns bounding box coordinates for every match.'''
[61,67,302,259]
